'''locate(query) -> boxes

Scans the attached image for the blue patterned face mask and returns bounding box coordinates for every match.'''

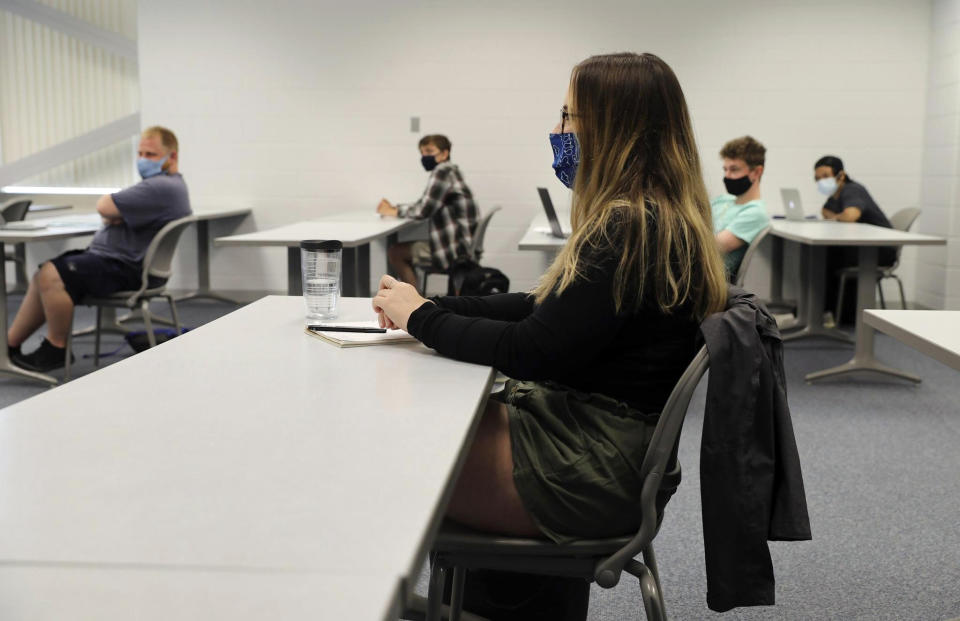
[549,132,580,189]
[137,156,168,179]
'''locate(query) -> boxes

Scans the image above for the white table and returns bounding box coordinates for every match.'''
[215,214,418,296]
[863,310,960,372]
[0,214,103,385]
[6,206,76,291]
[768,220,946,382]
[26,204,72,213]
[518,215,567,251]
[0,565,400,621]
[0,296,494,619]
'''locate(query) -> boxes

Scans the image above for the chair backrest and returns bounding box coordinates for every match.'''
[886,207,921,268]
[468,205,501,262]
[134,216,196,295]
[594,345,710,588]
[1,199,32,224]
[889,207,921,232]
[734,225,771,287]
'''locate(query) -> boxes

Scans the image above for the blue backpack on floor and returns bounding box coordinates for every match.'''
[124,327,191,353]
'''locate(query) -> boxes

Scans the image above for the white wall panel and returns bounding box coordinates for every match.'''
[917,0,960,308]
[0,0,138,188]
[139,0,932,295]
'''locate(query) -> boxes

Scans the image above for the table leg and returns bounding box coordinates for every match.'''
[8,243,29,294]
[805,245,920,383]
[175,220,241,304]
[340,244,370,298]
[781,245,853,343]
[287,247,302,296]
[357,243,370,298]
[766,235,787,308]
[0,241,58,385]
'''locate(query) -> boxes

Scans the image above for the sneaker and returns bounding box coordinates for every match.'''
[16,338,74,373]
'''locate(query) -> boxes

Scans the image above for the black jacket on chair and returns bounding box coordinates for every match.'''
[699,287,812,613]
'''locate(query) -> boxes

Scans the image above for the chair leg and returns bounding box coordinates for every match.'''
[636,562,666,621]
[426,556,447,621]
[642,545,667,619]
[64,307,75,382]
[449,566,466,621]
[166,295,182,334]
[421,271,430,296]
[94,306,103,367]
[895,275,907,310]
[877,278,886,309]
[142,300,157,348]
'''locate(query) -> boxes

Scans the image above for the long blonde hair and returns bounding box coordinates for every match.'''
[532,52,727,320]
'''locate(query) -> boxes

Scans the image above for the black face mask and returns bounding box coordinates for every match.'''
[723,174,753,196]
[421,155,438,171]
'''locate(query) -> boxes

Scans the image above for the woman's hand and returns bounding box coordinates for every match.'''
[372,275,427,331]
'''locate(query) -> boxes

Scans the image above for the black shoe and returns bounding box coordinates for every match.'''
[16,339,74,373]
[8,344,29,369]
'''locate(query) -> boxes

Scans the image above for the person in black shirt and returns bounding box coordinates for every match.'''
[814,155,896,324]
[373,51,728,550]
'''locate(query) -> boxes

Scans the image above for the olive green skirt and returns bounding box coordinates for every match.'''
[495,379,661,544]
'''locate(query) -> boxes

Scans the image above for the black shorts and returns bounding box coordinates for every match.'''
[47,250,164,305]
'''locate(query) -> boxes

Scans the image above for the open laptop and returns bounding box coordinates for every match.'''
[780,188,805,221]
[537,187,570,238]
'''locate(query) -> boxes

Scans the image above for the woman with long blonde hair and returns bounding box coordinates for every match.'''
[374,52,727,546]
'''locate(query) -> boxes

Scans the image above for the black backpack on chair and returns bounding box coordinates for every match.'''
[447,256,510,296]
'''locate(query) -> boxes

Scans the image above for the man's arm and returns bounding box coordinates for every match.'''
[821,207,837,220]
[834,206,862,222]
[96,194,123,225]
[398,168,451,218]
[716,230,745,253]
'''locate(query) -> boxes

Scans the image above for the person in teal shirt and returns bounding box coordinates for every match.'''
[711,135,770,279]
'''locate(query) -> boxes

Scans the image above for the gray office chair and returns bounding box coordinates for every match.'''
[734,225,771,287]
[64,216,196,381]
[415,206,502,295]
[420,345,710,621]
[2,199,33,293]
[835,207,921,317]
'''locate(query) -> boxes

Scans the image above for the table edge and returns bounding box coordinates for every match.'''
[863,310,960,372]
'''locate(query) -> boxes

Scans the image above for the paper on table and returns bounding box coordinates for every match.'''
[304,320,419,348]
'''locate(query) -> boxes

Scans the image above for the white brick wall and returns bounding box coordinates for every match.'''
[917,0,960,309]
[138,0,932,296]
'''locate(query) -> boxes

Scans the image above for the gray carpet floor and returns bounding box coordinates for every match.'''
[3,297,959,619]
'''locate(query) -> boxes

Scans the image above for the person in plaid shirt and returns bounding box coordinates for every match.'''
[376,134,479,288]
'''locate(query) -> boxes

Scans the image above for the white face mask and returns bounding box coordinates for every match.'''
[817,176,838,196]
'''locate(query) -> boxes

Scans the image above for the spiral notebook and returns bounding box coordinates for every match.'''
[304,321,418,348]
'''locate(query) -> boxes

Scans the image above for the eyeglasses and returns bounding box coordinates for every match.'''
[560,106,578,133]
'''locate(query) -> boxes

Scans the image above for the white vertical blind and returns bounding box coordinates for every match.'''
[0,0,138,188]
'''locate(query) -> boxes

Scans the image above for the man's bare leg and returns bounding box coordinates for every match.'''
[8,270,48,348]
[35,262,74,348]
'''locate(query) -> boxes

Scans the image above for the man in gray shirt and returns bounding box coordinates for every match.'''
[7,126,192,372]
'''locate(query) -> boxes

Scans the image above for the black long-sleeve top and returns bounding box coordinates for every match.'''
[406,253,701,413]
